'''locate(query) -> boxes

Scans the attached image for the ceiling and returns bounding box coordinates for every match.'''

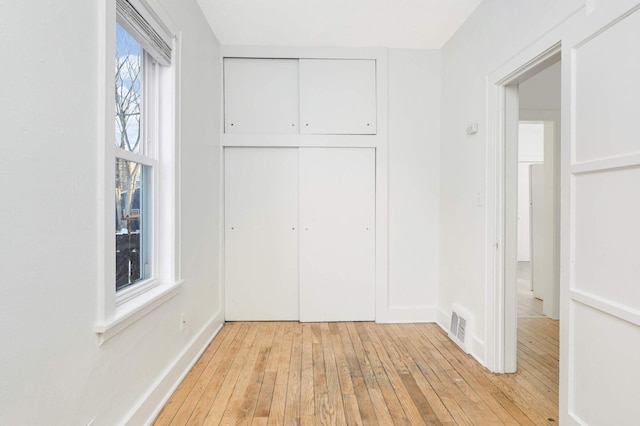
[196,0,484,49]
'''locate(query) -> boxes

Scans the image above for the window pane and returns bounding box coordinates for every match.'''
[115,158,150,291]
[115,23,143,154]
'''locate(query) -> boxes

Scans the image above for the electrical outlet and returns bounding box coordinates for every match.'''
[180,313,187,331]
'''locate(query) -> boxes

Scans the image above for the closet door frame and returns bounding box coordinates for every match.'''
[220,45,389,322]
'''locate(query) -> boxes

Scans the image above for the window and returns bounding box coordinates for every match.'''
[113,0,174,302]
[115,23,153,293]
[96,0,179,341]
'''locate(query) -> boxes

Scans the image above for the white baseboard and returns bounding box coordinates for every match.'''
[122,309,225,426]
[384,306,438,323]
[436,307,449,330]
[471,336,485,365]
[436,307,485,366]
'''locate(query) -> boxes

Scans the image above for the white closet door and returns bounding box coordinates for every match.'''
[225,148,299,320]
[299,148,376,321]
[299,59,376,135]
[224,58,299,134]
[529,163,546,298]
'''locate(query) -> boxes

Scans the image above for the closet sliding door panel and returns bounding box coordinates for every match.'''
[224,58,299,134]
[299,148,376,321]
[299,59,377,135]
[225,148,299,320]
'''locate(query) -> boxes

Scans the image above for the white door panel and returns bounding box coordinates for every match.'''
[224,148,299,320]
[299,148,376,321]
[300,59,376,135]
[573,11,640,163]
[529,164,546,299]
[564,6,640,424]
[224,58,299,134]
[517,162,534,262]
[574,167,640,307]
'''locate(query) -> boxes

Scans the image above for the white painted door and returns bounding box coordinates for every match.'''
[299,148,376,321]
[224,58,299,134]
[224,148,299,320]
[517,162,534,262]
[529,163,545,298]
[299,59,376,135]
[528,123,558,316]
[563,6,640,424]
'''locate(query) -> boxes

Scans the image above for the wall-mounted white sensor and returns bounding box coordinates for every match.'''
[466,122,478,135]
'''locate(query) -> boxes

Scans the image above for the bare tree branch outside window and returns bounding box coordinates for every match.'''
[115,24,144,289]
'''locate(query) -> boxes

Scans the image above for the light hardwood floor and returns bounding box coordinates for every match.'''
[518,262,544,318]
[154,319,558,425]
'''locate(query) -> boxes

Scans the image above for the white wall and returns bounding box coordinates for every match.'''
[519,61,561,111]
[387,49,441,321]
[438,0,583,361]
[0,1,223,424]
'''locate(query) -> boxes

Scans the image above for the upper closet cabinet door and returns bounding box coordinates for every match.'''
[299,59,376,135]
[224,58,299,134]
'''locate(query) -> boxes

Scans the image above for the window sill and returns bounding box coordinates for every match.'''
[95,279,184,345]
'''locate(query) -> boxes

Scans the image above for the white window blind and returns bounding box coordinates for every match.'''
[116,0,172,66]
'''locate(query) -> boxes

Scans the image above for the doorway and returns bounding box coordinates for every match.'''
[517,62,561,324]
[494,46,561,373]
[517,121,545,319]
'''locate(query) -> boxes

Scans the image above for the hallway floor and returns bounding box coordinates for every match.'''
[518,261,544,318]
[154,319,558,425]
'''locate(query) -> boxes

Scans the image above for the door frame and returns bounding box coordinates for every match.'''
[486,42,561,373]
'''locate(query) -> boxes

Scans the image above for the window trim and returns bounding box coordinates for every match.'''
[96,0,182,344]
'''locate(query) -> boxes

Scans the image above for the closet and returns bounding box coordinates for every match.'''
[223,57,377,321]
[224,58,376,134]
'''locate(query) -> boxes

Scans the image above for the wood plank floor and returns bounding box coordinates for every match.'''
[154,320,558,425]
[517,262,544,319]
